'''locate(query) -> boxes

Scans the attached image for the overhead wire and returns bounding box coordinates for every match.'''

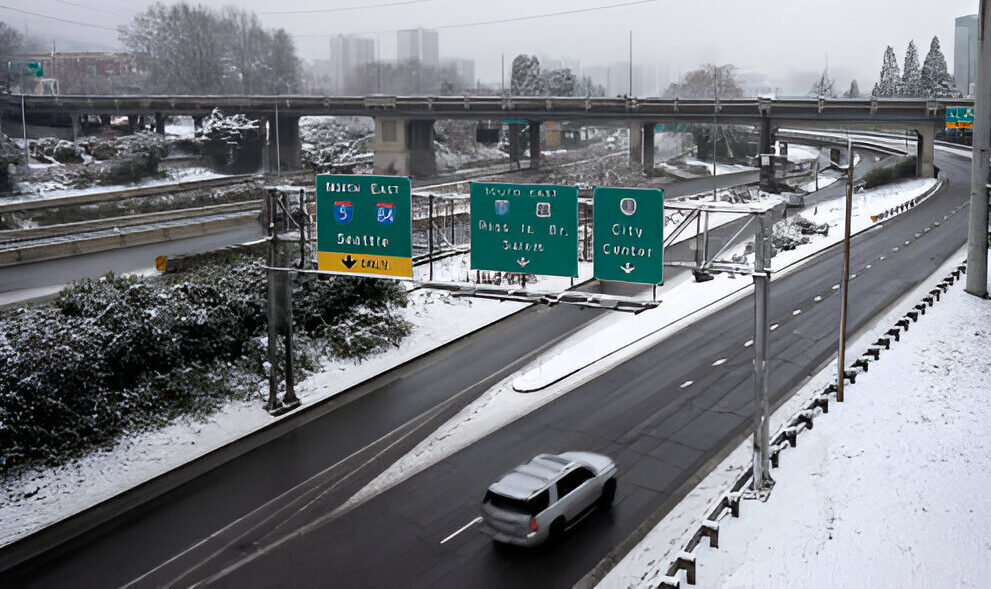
[261,0,438,16]
[0,3,119,31]
[291,0,657,37]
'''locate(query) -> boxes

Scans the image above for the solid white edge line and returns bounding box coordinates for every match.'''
[440,516,483,544]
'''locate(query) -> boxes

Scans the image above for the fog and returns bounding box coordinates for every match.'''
[3,0,980,94]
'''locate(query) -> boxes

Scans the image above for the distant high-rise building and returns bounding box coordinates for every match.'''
[397,28,439,67]
[441,58,475,88]
[330,35,375,94]
[955,14,978,96]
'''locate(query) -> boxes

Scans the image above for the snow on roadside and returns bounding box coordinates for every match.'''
[682,158,756,175]
[599,247,991,588]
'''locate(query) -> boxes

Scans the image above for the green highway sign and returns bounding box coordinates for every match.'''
[316,174,412,278]
[470,182,578,277]
[593,187,664,284]
[946,106,974,130]
[501,117,527,125]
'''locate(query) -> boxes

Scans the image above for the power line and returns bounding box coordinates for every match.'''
[0,4,119,31]
[45,0,127,18]
[261,0,437,16]
[291,0,657,37]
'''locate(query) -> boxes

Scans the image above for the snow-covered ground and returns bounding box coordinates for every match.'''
[0,172,941,552]
[4,166,226,205]
[601,246,990,588]
[682,158,757,175]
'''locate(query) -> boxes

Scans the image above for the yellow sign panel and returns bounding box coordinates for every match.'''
[318,251,412,278]
[155,255,167,271]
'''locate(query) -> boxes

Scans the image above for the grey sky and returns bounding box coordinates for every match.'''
[2,0,980,93]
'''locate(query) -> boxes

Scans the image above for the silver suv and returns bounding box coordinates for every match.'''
[480,452,617,546]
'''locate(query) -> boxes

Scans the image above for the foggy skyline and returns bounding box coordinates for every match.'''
[1,0,980,94]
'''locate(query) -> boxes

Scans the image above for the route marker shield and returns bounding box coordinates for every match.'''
[316,174,412,278]
[593,187,664,284]
[470,182,578,277]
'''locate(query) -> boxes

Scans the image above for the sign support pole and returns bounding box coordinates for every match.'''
[21,94,29,166]
[266,191,281,412]
[967,0,991,297]
[429,195,434,281]
[751,212,772,493]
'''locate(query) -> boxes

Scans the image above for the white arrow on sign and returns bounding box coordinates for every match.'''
[621,263,635,273]
[517,257,530,267]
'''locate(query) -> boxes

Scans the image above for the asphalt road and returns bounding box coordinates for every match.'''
[204,150,970,588]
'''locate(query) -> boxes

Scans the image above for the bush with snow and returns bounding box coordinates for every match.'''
[0,257,410,475]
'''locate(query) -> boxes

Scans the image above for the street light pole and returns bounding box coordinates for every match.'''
[837,138,854,402]
[751,212,772,493]
[966,0,991,297]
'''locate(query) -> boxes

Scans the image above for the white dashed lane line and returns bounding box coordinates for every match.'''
[744,339,753,347]
[441,516,482,545]
[680,381,693,389]
[712,358,727,367]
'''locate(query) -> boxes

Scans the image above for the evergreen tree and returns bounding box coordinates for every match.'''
[843,79,861,98]
[874,46,900,97]
[901,40,921,97]
[920,36,961,97]
[510,54,544,95]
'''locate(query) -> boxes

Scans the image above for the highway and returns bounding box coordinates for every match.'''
[2,145,935,588]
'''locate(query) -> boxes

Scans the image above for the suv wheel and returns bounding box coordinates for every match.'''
[598,478,617,510]
[549,517,566,542]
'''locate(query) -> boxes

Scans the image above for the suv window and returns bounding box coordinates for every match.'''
[556,467,595,498]
[484,489,550,516]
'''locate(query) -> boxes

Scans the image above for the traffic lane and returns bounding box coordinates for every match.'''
[661,170,759,198]
[14,301,608,588]
[216,171,970,588]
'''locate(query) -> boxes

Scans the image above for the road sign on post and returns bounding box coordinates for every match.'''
[470,182,578,277]
[593,187,664,284]
[316,174,412,278]
[946,106,974,129]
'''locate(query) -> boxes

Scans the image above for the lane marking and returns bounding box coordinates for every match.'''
[770,323,779,331]
[832,284,840,290]
[880,255,886,261]
[792,309,801,316]
[814,296,822,302]
[712,358,727,367]
[904,240,910,246]
[441,516,482,545]
[866,264,872,270]
[744,339,753,347]
[892,247,899,252]
[680,380,694,389]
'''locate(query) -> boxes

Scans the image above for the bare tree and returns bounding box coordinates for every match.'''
[663,64,743,98]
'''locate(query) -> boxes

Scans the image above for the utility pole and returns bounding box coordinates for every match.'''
[713,66,719,193]
[751,211,772,493]
[501,53,505,95]
[966,0,991,297]
[837,138,854,402]
[628,30,633,97]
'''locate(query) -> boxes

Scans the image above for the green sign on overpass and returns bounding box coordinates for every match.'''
[470,182,578,277]
[593,187,664,284]
[946,106,974,130]
[316,174,412,278]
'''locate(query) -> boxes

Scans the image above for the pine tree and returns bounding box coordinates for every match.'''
[920,36,961,98]
[843,79,860,98]
[875,46,900,97]
[901,41,921,97]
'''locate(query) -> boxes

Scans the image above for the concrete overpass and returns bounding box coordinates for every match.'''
[1,94,971,178]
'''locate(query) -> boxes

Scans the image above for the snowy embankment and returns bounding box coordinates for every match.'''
[336,178,937,512]
[601,248,991,588]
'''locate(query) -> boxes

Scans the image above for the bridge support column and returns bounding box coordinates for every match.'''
[758,115,777,192]
[629,121,643,169]
[508,123,522,169]
[193,116,203,133]
[528,120,541,169]
[267,114,302,173]
[126,115,137,134]
[642,123,655,174]
[70,114,80,141]
[915,126,935,178]
[154,112,166,135]
[372,117,435,177]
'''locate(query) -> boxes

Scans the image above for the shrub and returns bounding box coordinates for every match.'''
[0,257,410,475]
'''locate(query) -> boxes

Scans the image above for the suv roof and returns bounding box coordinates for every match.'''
[489,454,576,500]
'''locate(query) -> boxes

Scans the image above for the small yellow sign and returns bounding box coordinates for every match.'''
[317,251,412,278]
[155,255,167,271]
